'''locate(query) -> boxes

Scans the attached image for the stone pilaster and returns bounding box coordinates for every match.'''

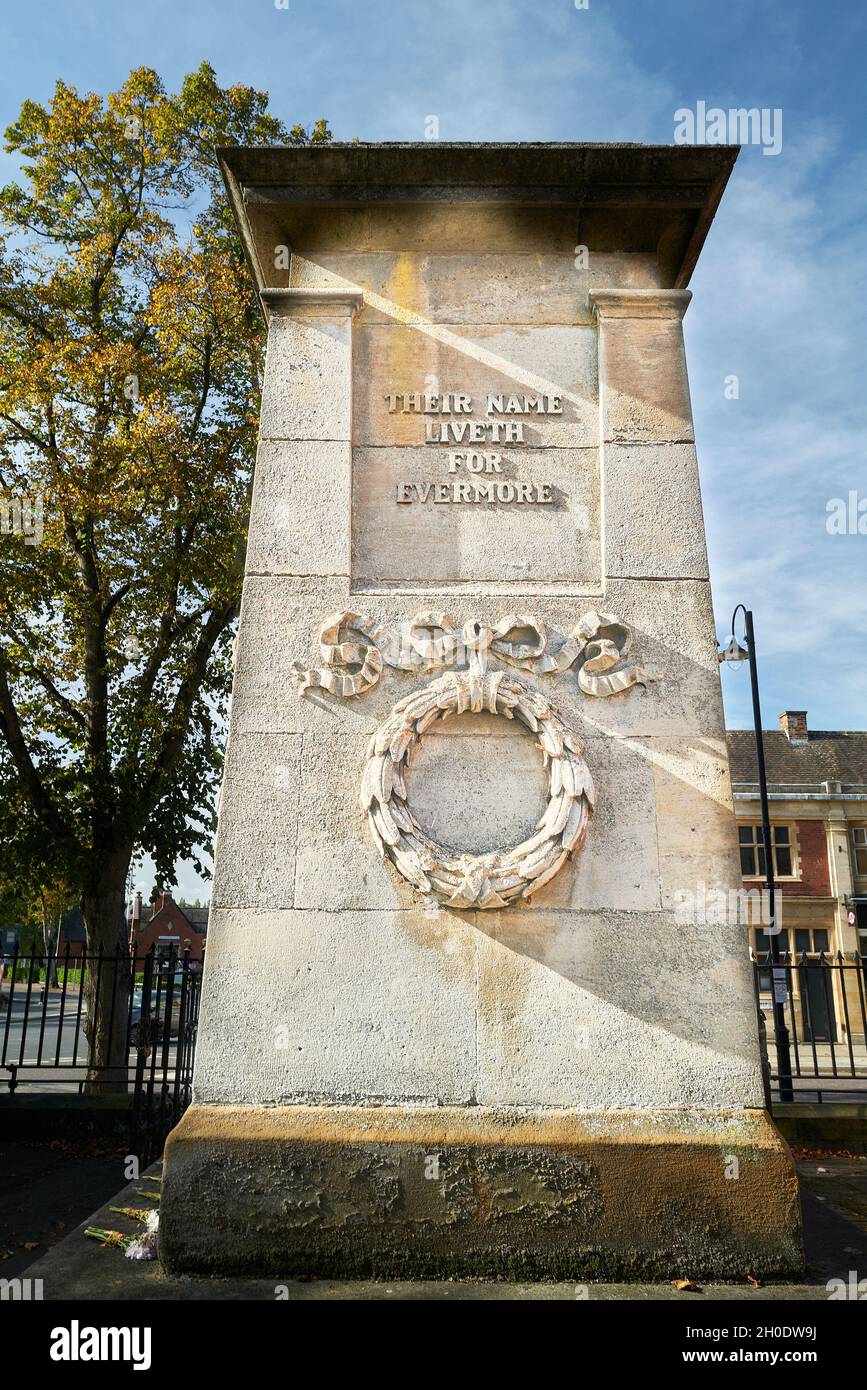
[207,288,361,947]
[590,288,707,585]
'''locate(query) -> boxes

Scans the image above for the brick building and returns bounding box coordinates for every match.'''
[728,710,867,1045]
[57,907,86,959]
[128,892,208,962]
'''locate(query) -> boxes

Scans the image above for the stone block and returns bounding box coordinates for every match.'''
[226,576,730,743]
[533,733,661,912]
[210,734,302,910]
[259,315,352,441]
[603,442,709,580]
[351,445,600,586]
[353,322,598,447]
[246,440,351,577]
[160,1103,803,1280]
[289,246,659,323]
[193,909,477,1107]
[598,314,694,443]
[650,735,744,908]
[474,908,765,1109]
[294,732,409,911]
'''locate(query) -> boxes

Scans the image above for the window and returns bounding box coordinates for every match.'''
[739,824,795,878]
[852,827,867,876]
[754,929,790,956]
[795,928,829,955]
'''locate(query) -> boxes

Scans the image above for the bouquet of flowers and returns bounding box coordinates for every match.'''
[85,1206,159,1261]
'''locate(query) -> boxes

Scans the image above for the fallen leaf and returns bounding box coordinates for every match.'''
[672,1278,702,1292]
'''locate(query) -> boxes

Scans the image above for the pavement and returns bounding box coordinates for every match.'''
[6,1143,867,1301]
[0,1136,129,1279]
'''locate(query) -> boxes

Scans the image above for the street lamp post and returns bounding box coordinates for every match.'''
[721,605,794,1104]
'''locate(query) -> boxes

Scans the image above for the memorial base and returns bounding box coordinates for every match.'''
[160,1104,803,1281]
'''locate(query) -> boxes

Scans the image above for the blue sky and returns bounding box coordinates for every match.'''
[2,0,865,899]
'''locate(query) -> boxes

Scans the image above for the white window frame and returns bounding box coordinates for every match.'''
[739,822,798,880]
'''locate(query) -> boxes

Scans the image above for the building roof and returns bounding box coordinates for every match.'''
[179,906,209,931]
[727,730,867,789]
[132,898,209,934]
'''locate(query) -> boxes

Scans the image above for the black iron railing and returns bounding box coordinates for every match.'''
[752,951,867,1104]
[0,942,203,1156]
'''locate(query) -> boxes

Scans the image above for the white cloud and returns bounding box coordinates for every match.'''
[686,123,867,727]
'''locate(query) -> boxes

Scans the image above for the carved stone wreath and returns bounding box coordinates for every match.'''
[361,665,595,909]
[295,607,653,909]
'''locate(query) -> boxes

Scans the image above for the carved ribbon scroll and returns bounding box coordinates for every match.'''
[293,609,650,700]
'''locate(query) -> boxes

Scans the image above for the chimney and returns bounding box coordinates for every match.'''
[779,710,808,744]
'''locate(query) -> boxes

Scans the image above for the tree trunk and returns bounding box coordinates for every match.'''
[39,894,59,989]
[81,854,132,1094]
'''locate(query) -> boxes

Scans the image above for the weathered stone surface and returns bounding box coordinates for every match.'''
[295,722,652,914]
[294,732,409,910]
[246,440,351,577]
[274,720,735,923]
[538,734,661,912]
[259,314,352,441]
[353,323,598,446]
[289,246,660,323]
[351,445,600,586]
[402,714,549,857]
[604,442,708,580]
[474,908,763,1110]
[594,298,694,444]
[194,909,477,1107]
[650,735,744,908]
[160,1104,803,1280]
[288,205,594,256]
[210,734,301,910]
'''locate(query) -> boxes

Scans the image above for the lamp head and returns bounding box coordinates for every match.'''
[719,634,749,669]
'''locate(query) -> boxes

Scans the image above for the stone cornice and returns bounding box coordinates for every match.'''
[219,144,738,316]
[260,286,364,317]
[589,288,692,321]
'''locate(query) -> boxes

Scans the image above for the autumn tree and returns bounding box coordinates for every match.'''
[0,65,330,1086]
[0,769,75,982]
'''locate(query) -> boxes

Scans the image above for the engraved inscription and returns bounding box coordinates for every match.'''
[387,389,562,506]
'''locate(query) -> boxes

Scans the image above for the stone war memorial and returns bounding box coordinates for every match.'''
[160,143,803,1280]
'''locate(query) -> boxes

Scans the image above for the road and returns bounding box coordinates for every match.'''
[0,993,182,1093]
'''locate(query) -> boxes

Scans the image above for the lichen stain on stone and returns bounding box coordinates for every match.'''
[160,1105,803,1279]
[383,251,426,324]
